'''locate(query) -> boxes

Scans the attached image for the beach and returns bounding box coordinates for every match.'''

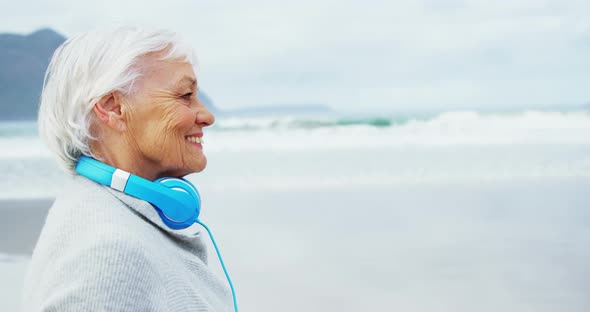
[0,199,51,254]
[2,0,590,308]
[2,177,590,311]
[0,199,48,311]
[2,112,590,311]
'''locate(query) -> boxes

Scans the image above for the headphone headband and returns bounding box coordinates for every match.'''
[75,156,201,229]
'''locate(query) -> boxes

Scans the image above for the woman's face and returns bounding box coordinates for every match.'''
[122,59,215,179]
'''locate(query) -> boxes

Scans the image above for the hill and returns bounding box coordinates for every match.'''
[0,28,65,120]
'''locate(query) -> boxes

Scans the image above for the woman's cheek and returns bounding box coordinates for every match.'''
[178,106,195,127]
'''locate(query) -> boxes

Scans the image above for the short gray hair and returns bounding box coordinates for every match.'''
[38,26,197,173]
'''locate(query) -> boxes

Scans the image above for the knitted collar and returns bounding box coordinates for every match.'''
[103,184,203,239]
[68,174,199,237]
[102,183,209,263]
[71,175,207,263]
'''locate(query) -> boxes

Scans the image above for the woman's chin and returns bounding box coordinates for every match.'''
[157,159,206,179]
[186,158,207,175]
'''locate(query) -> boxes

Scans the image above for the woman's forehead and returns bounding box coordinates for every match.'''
[175,76,197,89]
[141,60,197,90]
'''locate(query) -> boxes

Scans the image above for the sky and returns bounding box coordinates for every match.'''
[1,0,589,114]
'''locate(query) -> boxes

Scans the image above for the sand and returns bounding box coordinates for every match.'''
[0,199,53,255]
[2,178,590,311]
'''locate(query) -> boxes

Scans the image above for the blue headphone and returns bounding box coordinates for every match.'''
[75,155,239,312]
[75,155,201,230]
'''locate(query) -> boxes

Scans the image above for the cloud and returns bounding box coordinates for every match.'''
[2,0,589,112]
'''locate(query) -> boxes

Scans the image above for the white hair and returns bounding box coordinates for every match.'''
[38,26,197,174]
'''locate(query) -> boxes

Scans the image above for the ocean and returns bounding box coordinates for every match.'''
[1,110,590,311]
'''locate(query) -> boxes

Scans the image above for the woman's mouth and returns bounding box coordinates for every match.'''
[185,135,203,148]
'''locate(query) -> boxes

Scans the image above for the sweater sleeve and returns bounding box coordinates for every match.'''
[32,237,168,312]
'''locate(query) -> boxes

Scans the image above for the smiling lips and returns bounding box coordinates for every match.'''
[185,134,204,147]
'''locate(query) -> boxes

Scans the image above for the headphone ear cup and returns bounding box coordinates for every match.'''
[154,177,201,223]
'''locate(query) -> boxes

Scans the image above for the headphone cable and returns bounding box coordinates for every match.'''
[195,220,239,312]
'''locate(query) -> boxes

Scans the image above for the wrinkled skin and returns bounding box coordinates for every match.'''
[92,59,215,181]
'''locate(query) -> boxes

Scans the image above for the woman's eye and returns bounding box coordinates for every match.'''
[181,92,193,100]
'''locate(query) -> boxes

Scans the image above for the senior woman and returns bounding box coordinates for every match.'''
[22,26,237,311]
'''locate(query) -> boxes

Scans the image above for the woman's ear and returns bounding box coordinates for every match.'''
[93,92,127,131]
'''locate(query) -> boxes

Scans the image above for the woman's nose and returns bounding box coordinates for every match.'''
[196,102,215,127]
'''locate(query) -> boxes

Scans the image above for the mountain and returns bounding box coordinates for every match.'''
[0,28,219,120]
[0,28,65,120]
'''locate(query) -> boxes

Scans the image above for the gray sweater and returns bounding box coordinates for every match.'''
[22,175,233,311]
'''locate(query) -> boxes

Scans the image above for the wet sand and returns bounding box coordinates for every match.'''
[2,179,590,311]
[0,198,53,255]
